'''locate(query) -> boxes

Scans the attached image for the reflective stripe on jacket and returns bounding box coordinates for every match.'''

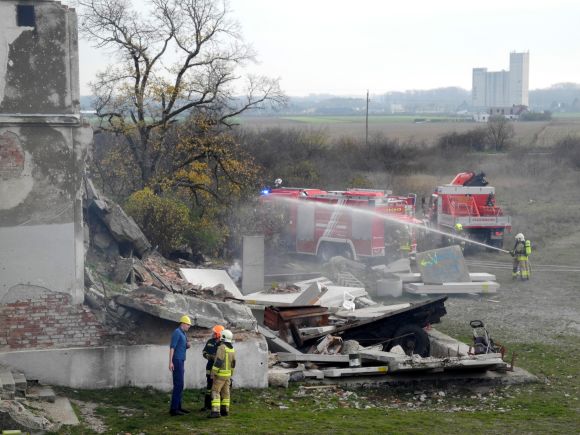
[211,343,235,378]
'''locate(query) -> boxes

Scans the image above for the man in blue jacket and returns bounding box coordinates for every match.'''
[169,315,192,416]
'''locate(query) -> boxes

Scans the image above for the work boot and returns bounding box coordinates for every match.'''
[200,394,211,411]
[169,409,186,416]
[220,405,229,417]
[208,411,221,418]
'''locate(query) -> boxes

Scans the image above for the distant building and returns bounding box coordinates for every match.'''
[472,52,529,109]
[473,105,528,122]
[509,52,529,107]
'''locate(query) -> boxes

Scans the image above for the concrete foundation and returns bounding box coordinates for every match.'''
[0,337,269,390]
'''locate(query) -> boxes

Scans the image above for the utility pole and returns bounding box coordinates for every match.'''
[365,90,369,151]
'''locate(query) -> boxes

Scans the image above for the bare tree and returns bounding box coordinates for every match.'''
[486,115,514,152]
[80,0,286,187]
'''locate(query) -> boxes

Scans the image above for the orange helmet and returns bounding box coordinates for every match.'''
[212,325,225,338]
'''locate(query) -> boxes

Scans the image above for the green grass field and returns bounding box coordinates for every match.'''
[53,335,579,435]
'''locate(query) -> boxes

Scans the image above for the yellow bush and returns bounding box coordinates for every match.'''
[125,188,192,255]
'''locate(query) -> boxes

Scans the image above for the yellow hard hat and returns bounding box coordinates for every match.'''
[179,315,192,325]
[455,223,463,231]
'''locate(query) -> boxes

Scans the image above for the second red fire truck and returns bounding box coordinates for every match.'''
[260,186,421,261]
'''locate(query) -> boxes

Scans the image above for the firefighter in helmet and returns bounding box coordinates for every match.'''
[209,329,236,418]
[510,233,531,280]
[448,223,466,252]
[201,325,225,410]
[397,226,412,259]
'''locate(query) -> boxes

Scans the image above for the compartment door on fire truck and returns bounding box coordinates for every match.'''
[297,203,315,241]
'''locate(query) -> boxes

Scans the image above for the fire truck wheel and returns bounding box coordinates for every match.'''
[387,324,430,357]
[340,244,354,260]
[317,243,336,263]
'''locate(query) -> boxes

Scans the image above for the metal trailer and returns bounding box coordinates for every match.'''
[297,296,448,357]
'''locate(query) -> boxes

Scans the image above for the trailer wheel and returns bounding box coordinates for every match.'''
[387,324,430,357]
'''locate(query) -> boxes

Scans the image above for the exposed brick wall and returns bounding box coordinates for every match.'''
[0,292,106,350]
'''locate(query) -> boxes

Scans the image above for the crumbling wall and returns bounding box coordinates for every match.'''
[0,1,90,306]
[0,288,106,350]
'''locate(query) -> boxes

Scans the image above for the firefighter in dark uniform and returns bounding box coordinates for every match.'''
[201,325,225,410]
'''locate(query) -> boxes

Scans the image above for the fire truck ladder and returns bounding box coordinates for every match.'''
[323,198,347,237]
[449,197,479,217]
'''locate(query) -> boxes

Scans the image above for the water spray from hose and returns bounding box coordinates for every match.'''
[271,195,511,254]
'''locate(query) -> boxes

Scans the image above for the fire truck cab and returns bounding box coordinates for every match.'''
[261,187,420,261]
[426,172,512,249]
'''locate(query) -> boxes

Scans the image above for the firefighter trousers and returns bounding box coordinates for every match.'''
[211,376,231,413]
[513,256,530,279]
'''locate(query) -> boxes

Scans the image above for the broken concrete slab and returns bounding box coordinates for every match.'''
[318,366,537,388]
[334,304,411,320]
[91,200,152,257]
[276,353,350,364]
[389,355,507,373]
[28,385,56,403]
[0,366,15,400]
[258,325,303,355]
[243,281,364,308]
[293,276,334,290]
[359,350,411,364]
[376,277,403,298]
[0,400,59,433]
[10,372,26,398]
[372,258,411,275]
[416,246,471,284]
[404,281,499,294]
[293,282,325,305]
[115,286,256,330]
[322,366,389,377]
[320,286,367,307]
[303,369,325,379]
[179,268,243,299]
[32,397,79,426]
[428,329,471,357]
[395,272,496,283]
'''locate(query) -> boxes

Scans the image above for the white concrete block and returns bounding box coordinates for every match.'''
[404,281,499,294]
[322,366,389,377]
[180,268,243,298]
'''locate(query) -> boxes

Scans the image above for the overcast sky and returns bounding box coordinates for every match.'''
[75,0,580,96]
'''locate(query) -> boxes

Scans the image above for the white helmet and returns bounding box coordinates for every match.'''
[274,178,283,187]
[221,329,233,343]
[515,233,525,241]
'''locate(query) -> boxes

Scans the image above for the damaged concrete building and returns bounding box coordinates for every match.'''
[0,0,266,406]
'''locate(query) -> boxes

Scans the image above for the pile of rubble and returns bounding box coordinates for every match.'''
[239,254,533,388]
[0,364,75,433]
[83,179,256,340]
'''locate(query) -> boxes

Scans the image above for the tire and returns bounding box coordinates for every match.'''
[387,324,430,357]
[317,243,336,263]
[340,244,354,260]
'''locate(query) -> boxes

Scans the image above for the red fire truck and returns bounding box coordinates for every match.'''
[260,187,421,261]
[425,172,512,249]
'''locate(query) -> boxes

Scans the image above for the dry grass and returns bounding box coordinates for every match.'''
[240,117,580,147]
